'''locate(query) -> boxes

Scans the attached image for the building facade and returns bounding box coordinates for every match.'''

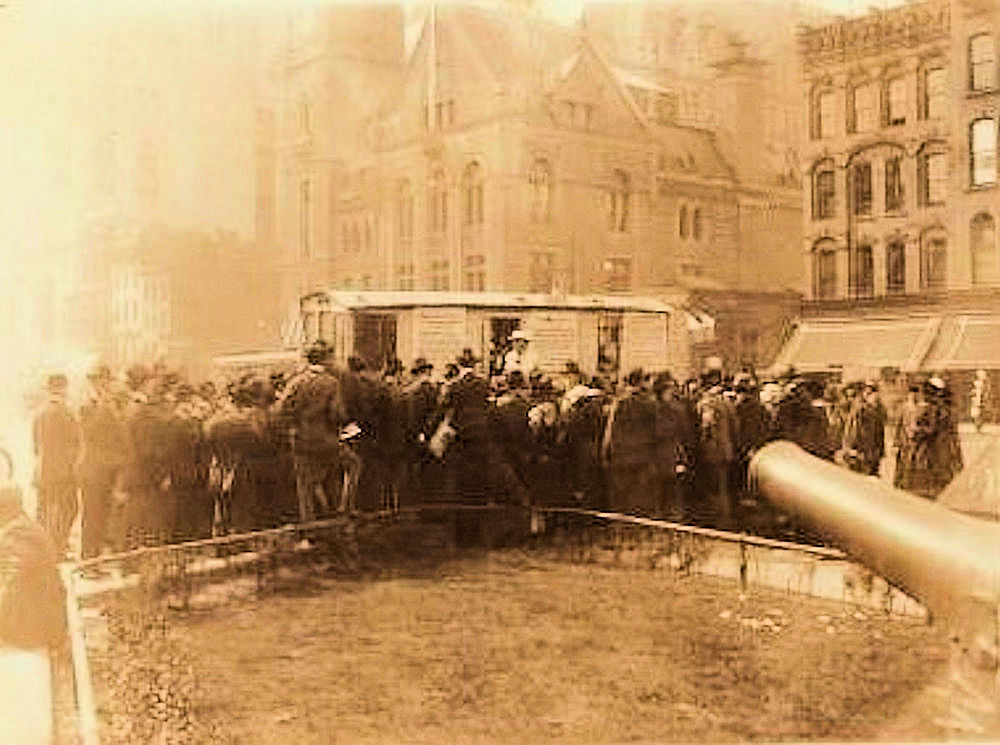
[780,0,1000,388]
[268,4,804,376]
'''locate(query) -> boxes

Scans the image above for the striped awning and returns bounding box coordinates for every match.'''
[922,315,1000,371]
[773,316,940,374]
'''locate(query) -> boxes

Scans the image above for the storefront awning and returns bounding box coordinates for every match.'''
[921,315,1000,371]
[773,316,940,374]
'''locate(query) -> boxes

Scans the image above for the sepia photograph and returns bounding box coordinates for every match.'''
[2,0,1000,741]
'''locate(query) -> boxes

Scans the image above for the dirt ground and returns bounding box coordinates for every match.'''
[144,549,951,745]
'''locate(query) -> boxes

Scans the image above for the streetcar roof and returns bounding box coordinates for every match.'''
[211,350,300,365]
[301,290,673,314]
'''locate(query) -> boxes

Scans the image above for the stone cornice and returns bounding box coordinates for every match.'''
[798,0,950,68]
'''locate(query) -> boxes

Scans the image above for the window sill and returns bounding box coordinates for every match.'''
[967,88,999,98]
[967,183,998,193]
[884,209,907,218]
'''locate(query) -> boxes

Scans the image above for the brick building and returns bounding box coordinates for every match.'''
[778,0,1000,389]
[268,4,804,377]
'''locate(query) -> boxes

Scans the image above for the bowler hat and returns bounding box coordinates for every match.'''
[456,348,479,368]
[46,374,68,392]
[410,357,433,375]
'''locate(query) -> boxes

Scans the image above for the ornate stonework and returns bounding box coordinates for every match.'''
[798,0,950,68]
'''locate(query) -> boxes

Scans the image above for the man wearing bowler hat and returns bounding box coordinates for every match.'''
[78,364,128,560]
[32,373,81,558]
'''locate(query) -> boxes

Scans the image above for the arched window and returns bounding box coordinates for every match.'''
[429,167,447,233]
[813,240,837,300]
[462,161,484,226]
[608,170,630,232]
[679,205,689,239]
[886,240,906,294]
[692,207,703,241]
[971,118,998,187]
[397,179,413,241]
[971,213,998,285]
[812,160,835,220]
[970,33,996,91]
[528,159,551,221]
[920,229,947,290]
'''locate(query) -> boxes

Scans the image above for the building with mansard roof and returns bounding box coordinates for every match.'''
[269,4,803,377]
[777,0,1000,393]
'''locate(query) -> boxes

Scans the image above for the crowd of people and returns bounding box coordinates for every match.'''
[27,339,970,563]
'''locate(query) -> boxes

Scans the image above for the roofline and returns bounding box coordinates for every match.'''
[301,290,674,314]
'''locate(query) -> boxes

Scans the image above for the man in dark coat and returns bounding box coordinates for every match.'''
[32,374,81,558]
[842,381,887,476]
[695,381,738,528]
[401,359,439,506]
[561,378,607,509]
[77,366,127,559]
[121,383,174,548]
[603,370,660,516]
[274,343,358,520]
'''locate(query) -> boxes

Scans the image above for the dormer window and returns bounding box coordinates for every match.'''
[562,100,592,129]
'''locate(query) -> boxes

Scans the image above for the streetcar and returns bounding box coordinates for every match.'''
[298,290,679,379]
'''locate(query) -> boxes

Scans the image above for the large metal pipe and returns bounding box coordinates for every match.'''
[749,441,1000,636]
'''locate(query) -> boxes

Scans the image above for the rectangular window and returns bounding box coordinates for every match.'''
[395,264,414,291]
[429,260,450,291]
[605,257,632,293]
[970,34,997,91]
[972,118,998,186]
[852,162,873,215]
[813,169,835,220]
[462,254,485,292]
[816,250,837,300]
[851,244,874,298]
[885,157,904,212]
[528,252,555,293]
[887,77,908,126]
[924,67,946,119]
[924,152,948,204]
[886,242,906,294]
[852,84,878,133]
[299,179,311,258]
[817,91,835,139]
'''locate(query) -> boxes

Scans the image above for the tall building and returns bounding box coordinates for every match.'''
[268,3,804,375]
[779,0,1000,388]
[70,6,283,375]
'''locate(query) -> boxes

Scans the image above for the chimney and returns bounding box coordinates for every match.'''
[710,35,770,183]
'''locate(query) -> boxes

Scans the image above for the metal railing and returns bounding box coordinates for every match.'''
[57,501,875,745]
